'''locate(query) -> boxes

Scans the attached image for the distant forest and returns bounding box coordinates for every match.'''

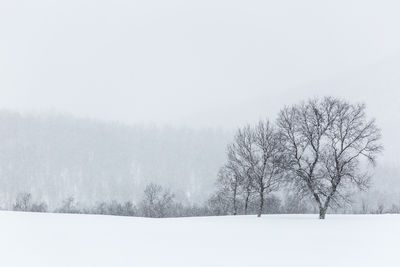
[0,111,229,208]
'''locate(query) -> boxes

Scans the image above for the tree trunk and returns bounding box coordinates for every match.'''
[244,190,250,215]
[233,187,238,215]
[257,189,264,218]
[319,195,332,219]
[319,207,327,219]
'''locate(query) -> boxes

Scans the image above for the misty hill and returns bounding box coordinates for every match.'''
[0,111,230,208]
[0,110,399,211]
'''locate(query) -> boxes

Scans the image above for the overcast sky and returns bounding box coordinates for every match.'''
[0,0,399,162]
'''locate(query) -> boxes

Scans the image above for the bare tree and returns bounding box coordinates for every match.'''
[226,126,255,214]
[13,192,48,212]
[55,197,81,214]
[216,164,242,215]
[242,171,254,215]
[139,183,175,218]
[206,189,232,216]
[278,97,382,219]
[13,193,33,212]
[224,121,285,217]
[251,121,285,217]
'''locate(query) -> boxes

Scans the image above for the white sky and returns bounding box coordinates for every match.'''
[0,0,399,162]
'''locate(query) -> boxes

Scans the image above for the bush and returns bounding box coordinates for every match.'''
[13,193,48,212]
[91,201,137,216]
[55,197,81,214]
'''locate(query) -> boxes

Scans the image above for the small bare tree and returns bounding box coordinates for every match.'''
[13,192,48,212]
[227,126,255,214]
[216,164,242,215]
[207,189,232,216]
[139,183,175,218]
[55,196,81,214]
[13,193,33,211]
[278,97,382,219]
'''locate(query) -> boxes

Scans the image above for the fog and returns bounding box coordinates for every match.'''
[0,1,399,207]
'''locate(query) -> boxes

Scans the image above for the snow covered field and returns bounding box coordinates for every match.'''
[0,211,399,267]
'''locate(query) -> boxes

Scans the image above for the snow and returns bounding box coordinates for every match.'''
[0,211,399,267]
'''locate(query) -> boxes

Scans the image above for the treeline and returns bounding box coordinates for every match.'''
[10,184,400,217]
[8,185,312,217]
[10,184,209,218]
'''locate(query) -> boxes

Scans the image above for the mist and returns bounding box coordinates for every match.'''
[2,2,400,266]
[0,0,399,207]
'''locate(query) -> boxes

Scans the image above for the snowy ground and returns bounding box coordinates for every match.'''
[0,211,399,267]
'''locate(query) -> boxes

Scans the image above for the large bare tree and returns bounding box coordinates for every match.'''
[277,97,382,219]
